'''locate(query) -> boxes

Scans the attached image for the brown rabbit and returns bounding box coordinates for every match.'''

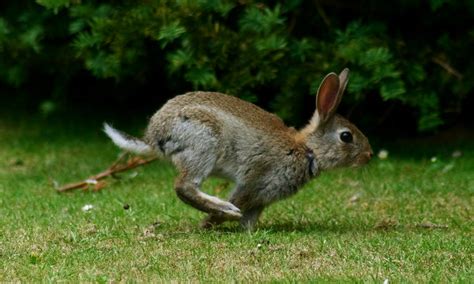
[104,68,372,230]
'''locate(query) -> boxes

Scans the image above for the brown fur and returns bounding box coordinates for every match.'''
[104,68,372,230]
[144,91,299,151]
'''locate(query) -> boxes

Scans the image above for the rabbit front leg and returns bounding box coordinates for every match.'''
[239,206,264,230]
[231,189,266,230]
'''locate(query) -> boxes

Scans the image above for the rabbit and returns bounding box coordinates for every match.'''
[104,68,372,230]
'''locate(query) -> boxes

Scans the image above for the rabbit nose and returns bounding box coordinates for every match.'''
[366,151,373,160]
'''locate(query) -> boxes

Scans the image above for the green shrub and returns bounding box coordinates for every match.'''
[0,0,472,131]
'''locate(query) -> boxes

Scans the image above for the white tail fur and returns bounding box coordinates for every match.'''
[103,123,153,155]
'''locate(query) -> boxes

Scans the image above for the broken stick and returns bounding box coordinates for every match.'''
[56,153,158,193]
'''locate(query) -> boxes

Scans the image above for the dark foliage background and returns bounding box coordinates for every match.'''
[0,0,472,134]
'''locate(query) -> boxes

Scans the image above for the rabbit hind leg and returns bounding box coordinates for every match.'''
[169,116,242,221]
[174,174,241,220]
[201,186,265,230]
[201,206,263,230]
[200,184,245,229]
[172,143,242,220]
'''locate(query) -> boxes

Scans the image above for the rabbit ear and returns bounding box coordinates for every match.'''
[316,72,340,123]
[338,68,350,97]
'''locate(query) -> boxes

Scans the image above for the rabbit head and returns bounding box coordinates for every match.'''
[299,69,373,170]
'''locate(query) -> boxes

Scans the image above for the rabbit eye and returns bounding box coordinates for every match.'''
[340,131,353,143]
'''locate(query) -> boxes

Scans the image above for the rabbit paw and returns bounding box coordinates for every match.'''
[220,202,242,219]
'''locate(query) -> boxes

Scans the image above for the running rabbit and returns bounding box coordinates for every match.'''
[104,68,372,229]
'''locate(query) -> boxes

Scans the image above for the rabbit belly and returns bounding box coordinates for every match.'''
[228,168,305,210]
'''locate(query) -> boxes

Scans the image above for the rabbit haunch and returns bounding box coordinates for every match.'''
[104,68,372,230]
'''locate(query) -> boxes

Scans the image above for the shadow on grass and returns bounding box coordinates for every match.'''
[201,219,449,235]
[196,220,371,234]
[260,221,369,234]
[143,217,451,240]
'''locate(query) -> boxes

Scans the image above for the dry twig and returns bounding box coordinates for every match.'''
[56,154,158,193]
[432,56,463,79]
[314,0,331,28]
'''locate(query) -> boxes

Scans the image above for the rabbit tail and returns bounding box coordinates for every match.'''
[103,123,154,155]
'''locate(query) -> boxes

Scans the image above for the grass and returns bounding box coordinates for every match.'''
[0,113,472,282]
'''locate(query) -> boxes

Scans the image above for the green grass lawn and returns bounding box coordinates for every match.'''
[0,114,472,282]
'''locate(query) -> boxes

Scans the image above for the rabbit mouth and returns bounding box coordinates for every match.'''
[352,152,372,167]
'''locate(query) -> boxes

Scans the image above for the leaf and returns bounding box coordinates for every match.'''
[380,79,406,100]
[359,47,393,67]
[418,109,443,131]
[69,20,86,34]
[167,49,194,72]
[36,0,71,12]
[416,92,442,131]
[198,0,236,16]
[85,51,121,79]
[73,32,102,50]
[255,35,287,52]
[20,26,44,53]
[407,64,426,83]
[290,38,314,62]
[156,21,186,48]
[185,67,218,88]
[240,5,285,34]
[346,72,368,94]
